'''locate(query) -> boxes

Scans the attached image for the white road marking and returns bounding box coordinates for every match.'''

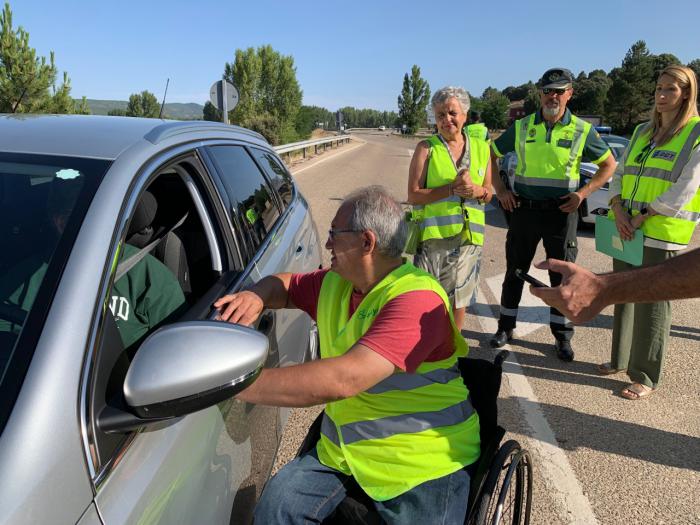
[483,268,551,337]
[407,148,414,158]
[290,142,366,176]
[471,287,599,524]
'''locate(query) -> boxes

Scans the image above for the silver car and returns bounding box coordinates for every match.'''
[0,115,321,524]
[497,134,630,225]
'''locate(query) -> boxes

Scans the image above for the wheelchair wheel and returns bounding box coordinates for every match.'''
[473,440,532,525]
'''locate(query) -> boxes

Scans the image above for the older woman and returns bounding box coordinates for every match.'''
[604,65,700,399]
[407,87,492,329]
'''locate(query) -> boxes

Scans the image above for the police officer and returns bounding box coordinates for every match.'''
[489,67,616,361]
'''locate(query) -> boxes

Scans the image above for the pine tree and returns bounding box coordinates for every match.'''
[0,3,80,113]
[397,65,430,134]
[605,41,655,133]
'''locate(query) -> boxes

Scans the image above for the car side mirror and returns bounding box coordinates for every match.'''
[98,321,268,433]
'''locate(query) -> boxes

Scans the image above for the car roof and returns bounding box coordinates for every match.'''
[0,114,267,160]
[602,134,629,144]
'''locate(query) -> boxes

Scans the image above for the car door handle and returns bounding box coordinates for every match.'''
[257,311,274,335]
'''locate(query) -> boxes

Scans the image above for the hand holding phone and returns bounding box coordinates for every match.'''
[515,269,548,288]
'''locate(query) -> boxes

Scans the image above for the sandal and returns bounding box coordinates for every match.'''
[621,383,655,400]
[597,363,625,375]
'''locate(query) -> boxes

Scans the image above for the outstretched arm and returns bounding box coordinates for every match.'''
[235,344,396,407]
[530,248,700,323]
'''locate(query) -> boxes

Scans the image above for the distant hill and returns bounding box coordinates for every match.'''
[79,99,205,120]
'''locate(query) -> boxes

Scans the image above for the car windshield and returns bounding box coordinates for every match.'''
[603,136,630,160]
[0,153,108,419]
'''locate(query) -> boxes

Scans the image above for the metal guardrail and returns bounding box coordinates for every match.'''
[274,134,352,158]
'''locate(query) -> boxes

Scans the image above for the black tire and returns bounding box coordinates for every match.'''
[473,440,532,525]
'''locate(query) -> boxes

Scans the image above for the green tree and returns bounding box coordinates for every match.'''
[125,90,160,118]
[397,65,430,133]
[295,105,334,137]
[606,41,655,133]
[73,96,91,115]
[202,100,221,122]
[569,71,611,116]
[688,59,700,82]
[653,53,681,78]
[107,108,126,116]
[0,2,80,113]
[224,45,302,144]
[481,91,510,130]
[502,83,531,101]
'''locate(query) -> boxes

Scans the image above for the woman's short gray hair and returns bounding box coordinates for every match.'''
[431,86,471,114]
[344,186,407,259]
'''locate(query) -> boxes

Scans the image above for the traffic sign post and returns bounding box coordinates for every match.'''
[209,80,239,125]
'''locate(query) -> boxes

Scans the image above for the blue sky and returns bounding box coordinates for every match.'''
[10,0,700,111]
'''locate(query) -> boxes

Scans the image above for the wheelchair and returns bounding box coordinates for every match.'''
[295,350,532,525]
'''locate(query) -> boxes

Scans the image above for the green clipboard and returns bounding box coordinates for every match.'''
[594,215,643,266]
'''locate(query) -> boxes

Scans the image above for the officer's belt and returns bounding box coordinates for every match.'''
[516,198,562,211]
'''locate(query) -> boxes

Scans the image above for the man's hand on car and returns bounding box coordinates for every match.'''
[214,291,264,326]
[558,191,583,213]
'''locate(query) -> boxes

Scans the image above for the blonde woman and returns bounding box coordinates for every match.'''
[604,65,700,399]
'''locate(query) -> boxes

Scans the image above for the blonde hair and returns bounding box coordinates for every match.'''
[647,65,699,146]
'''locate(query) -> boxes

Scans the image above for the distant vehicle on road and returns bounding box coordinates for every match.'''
[498,134,630,226]
[378,125,386,131]
[0,115,322,525]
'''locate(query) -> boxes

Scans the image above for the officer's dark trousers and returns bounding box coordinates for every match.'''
[498,207,578,341]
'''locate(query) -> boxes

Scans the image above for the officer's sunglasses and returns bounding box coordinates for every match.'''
[541,87,568,96]
[328,228,361,240]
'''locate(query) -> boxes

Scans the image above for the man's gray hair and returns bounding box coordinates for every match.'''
[431,86,471,114]
[344,186,407,258]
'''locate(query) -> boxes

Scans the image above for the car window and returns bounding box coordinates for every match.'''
[206,145,281,255]
[88,156,233,471]
[603,136,630,160]
[249,147,295,209]
[0,154,108,430]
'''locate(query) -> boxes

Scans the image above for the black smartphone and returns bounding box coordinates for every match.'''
[515,269,548,288]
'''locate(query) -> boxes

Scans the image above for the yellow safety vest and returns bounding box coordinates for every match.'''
[315,263,480,501]
[413,133,490,245]
[513,112,592,197]
[467,123,489,142]
[610,117,700,246]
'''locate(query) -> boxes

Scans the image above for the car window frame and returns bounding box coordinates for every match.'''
[201,143,292,267]
[247,146,298,211]
[79,146,242,486]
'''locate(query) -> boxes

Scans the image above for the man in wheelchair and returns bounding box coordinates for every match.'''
[214,186,481,524]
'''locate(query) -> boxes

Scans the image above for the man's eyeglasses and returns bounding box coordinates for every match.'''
[541,87,568,96]
[328,228,361,240]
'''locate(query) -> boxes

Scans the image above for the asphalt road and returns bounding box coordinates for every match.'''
[273,131,700,524]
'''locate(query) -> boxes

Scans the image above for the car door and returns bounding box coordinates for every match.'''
[87,152,277,525]
[204,144,321,369]
[247,146,321,363]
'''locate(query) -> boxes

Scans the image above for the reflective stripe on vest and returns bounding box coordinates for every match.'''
[315,263,480,501]
[321,398,474,446]
[613,117,700,246]
[413,133,490,245]
[513,113,590,195]
[366,364,462,394]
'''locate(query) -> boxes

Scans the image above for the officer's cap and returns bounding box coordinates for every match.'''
[538,68,574,89]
